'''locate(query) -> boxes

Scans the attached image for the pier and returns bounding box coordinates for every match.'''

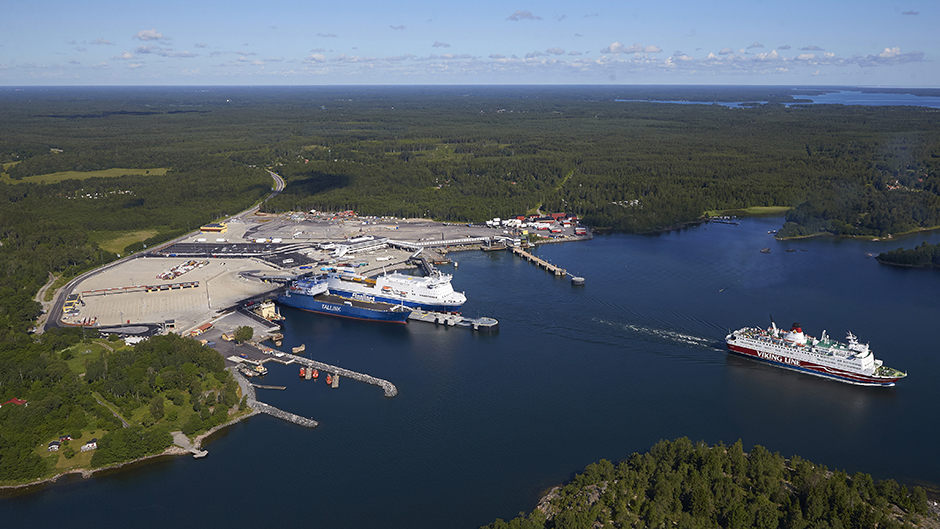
[510,246,584,284]
[260,348,399,397]
[408,310,499,332]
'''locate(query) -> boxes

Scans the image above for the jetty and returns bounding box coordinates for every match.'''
[260,348,399,397]
[230,366,319,428]
[408,310,499,332]
[510,246,584,285]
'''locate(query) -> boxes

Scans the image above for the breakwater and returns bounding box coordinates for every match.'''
[230,367,319,428]
[264,351,399,398]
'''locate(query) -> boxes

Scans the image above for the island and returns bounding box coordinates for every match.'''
[483,438,938,529]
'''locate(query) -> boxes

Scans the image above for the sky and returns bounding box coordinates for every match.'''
[0,0,936,86]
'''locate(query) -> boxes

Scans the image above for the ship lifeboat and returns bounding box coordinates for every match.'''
[311,369,319,379]
[326,374,333,385]
[381,286,392,292]
[299,367,306,378]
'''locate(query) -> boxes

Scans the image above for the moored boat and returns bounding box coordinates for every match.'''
[725,320,906,386]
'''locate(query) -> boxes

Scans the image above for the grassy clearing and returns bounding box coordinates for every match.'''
[90,229,161,254]
[706,206,791,217]
[63,342,106,374]
[1,167,168,185]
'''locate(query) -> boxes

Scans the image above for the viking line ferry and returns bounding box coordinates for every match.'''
[725,321,907,386]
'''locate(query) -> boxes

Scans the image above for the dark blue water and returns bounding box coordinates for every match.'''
[617,89,940,109]
[6,218,940,528]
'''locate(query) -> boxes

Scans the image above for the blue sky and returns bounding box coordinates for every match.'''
[1,0,935,86]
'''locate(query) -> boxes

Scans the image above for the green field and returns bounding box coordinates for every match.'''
[1,167,168,185]
[89,229,162,254]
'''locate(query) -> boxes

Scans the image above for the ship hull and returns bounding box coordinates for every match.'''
[726,342,902,387]
[277,292,410,324]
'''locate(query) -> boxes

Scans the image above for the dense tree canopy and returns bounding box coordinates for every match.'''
[483,438,933,529]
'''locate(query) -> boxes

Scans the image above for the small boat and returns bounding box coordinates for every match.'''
[311,369,319,379]
[326,374,333,385]
[299,367,306,378]
[292,344,306,353]
[760,247,771,253]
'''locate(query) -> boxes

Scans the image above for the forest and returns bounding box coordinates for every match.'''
[482,438,933,529]
[0,332,246,483]
[876,241,940,268]
[3,85,940,484]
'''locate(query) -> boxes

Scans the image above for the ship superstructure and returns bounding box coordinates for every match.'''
[324,270,466,312]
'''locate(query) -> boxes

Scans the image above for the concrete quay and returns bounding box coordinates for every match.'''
[408,310,499,332]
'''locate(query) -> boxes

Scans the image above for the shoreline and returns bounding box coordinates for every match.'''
[0,408,260,494]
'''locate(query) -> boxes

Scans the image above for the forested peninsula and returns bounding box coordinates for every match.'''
[877,241,940,268]
[483,438,938,529]
[3,86,940,487]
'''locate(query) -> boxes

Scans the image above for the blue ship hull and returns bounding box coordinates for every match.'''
[277,292,410,324]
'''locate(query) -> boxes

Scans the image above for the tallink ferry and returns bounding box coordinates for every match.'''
[726,320,907,386]
[324,270,466,312]
[277,276,411,324]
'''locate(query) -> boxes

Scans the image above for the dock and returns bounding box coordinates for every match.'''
[510,246,584,284]
[261,349,399,397]
[408,310,499,332]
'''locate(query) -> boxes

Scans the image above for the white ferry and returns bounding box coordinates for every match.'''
[725,320,906,386]
[324,270,466,312]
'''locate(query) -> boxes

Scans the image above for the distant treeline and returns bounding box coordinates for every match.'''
[483,437,933,529]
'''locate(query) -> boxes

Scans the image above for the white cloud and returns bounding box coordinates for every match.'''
[489,53,506,59]
[796,53,816,60]
[507,10,541,21]
[778,45,791,50]
[317,33,338,38]
[747,42,764,49]
[114,51,135,60]
[433,41,451,48]
[568,51,583,56]
[644,45,662,53]
[800,45,824,51]
[194,43,208,48]
[718,48,734,55]
[390,25,406,30]
[602,42,644,54]
[902,10,918,15]
[134,29,166,41]
[305,54,327,63]
[546,47,565,55]
[525,51,547,58]
[752,50,781,61]
[91,38,113,46]
[856,47,924,67]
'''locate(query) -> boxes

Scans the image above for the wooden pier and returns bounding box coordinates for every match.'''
[510,246,584,284]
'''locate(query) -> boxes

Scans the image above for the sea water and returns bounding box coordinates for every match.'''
[6,217,940,528]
